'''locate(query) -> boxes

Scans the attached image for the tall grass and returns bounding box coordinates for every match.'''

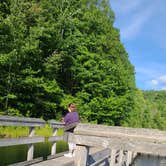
[0,126,29,138]
[0,124,69,159]
[0,124,64,138]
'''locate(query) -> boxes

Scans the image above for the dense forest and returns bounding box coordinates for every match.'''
[125,90,166,130]
[0,0,165,130]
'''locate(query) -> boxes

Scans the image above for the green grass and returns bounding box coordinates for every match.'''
[0,124,64,138]
[0,125,69,156]
[0,126,29,138]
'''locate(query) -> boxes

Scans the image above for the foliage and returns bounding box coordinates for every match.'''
[124,90,166,130]
[0,124,64,138]
[0,0,144,127]
[143,90,166,130]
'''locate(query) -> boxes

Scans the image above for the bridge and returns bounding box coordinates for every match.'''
[0,115,166,166]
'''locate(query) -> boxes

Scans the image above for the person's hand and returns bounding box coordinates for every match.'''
[61,117,64,122]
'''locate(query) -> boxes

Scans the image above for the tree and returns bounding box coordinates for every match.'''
[0,0,136,125]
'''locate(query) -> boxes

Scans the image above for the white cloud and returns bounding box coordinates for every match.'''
[161,87,166,90]
[136,66,160,78]
[110,0,166,90]
[149,75,166,90]
[159,75,166,85]
[120,5,155,40]
[150,80,158,86]
[135,64,166,90]
[110,0,159,40]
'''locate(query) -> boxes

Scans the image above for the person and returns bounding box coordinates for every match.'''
[62,103,79,157]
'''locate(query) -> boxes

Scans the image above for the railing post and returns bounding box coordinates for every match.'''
[27,127,35,161]
[109,148,116,166]
[51,128,57,155]
[118,150,123,166]
[132,152,137,160]
[74,145,89,166]
[126,150,132,166]
[63,131,69,142]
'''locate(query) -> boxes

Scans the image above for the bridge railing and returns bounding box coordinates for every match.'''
[47,120,78,160]
[0,115,45,165]
[0,115,78,165]
[1,116,166,166]
[70,123,166,166]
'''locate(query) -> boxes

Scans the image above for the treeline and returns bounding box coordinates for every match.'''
[143,90,166,129]
[0,0,165,130]
[125,90,166,130]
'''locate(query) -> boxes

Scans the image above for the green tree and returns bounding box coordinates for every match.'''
[0,0,136,125]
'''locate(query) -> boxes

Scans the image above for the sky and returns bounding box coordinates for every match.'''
[109,0,166,90]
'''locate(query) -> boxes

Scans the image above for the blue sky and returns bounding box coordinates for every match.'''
[110,0,166,90]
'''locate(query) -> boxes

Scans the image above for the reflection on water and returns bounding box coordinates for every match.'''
[0,141,68,166]
[1,145,166,166]
[132,154,166,166]
[0,144,27,166]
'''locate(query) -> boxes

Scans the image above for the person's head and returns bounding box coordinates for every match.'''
[68,103,76,112]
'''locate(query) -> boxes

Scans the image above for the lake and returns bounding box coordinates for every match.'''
[0,141,68,166]
[132,154,166,166]
[0,144,166,166]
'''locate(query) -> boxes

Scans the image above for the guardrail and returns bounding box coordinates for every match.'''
[0,116,45,165]
[0,116,77,166]
[1,116,166,166]
[70,123,166,166]
[47,121,78,160]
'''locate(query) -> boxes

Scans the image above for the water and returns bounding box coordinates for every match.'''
[0,141,68,166]
[132,154,166,166]
[1,145,166,166]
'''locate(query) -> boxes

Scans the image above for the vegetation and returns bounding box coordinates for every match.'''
[143,90,166,129]
[0,0,165,130]
[124,90,166,130]
[0,124,64,138]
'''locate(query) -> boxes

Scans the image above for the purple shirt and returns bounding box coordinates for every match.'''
[64,111,79,125]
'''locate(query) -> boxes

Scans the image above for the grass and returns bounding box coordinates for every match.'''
[0,126,29,138]
[0,124,64,138]
[0,123,69,158]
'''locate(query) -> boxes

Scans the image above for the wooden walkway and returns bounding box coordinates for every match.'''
[32,148,106,166]
[1,116,166,166]
[32,156,74,166]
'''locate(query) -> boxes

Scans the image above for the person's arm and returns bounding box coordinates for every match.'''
[61,117,64,123]
[64,113,70,124]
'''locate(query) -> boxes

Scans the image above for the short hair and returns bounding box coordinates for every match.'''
[68,103,76,111]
